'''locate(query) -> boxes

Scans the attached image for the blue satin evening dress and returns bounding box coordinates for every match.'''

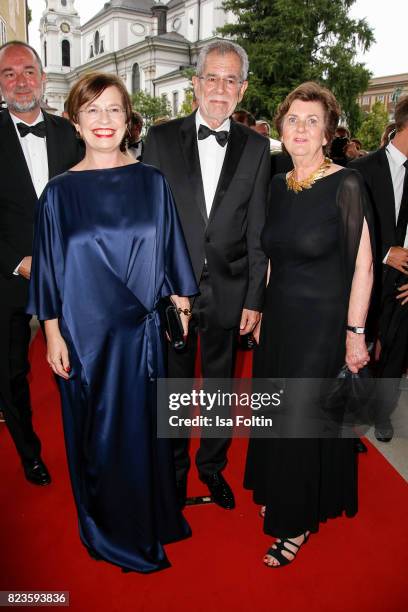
[27,163,198,572]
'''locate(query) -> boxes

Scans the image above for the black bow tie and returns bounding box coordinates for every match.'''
[17,121,46,138]
[198,124,229,147]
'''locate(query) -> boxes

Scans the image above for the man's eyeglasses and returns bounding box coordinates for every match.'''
[198,75,243,89]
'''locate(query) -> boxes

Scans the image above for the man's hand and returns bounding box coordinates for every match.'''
[396,282,408,305]
[170,295,191,336]
[385,246,408,274]
[239,308,260,335]
[252,313,262,344]
[17,256,32,280]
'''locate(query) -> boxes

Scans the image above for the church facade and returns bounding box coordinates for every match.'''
[39,0,235,115]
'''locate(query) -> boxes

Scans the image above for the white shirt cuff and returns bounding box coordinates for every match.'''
[13,259,24,276]
[383,248,390,265]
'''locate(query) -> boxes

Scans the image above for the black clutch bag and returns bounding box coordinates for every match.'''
[159,298,186,350]
[323,364,373,428]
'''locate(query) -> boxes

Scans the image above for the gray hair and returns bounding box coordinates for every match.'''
[0,40,44,73]
[196,40,249,83]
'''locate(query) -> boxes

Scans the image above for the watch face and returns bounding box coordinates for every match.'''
[60,23,70,33]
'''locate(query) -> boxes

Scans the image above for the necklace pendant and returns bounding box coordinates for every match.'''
[286,157,332,193]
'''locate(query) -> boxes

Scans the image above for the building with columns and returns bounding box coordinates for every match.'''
[39,0,235,115]
[0,0,28,46]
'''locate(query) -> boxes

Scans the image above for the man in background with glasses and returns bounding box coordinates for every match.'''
[144,40,270,510]
[0,41,82,486]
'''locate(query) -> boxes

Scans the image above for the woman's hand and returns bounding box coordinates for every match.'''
[170,295,191,336]
[345,332,369,373]
[45,319,70,379]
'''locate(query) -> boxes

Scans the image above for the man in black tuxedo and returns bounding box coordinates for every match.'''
[0,41,82,485]
[144,41,270,509]
[350,95,408,443]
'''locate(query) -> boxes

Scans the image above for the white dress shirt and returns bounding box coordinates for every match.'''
[384,141,408,261]
[10,110,49,199]
[196,109,230,217]
[10,110,49,275]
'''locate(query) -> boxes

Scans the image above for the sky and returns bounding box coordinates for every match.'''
[28,0,407,78]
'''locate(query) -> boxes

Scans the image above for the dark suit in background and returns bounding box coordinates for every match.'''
[350,146,408,435]
[270,151,293,178]
[0,109,82,466]
[350,148,396,327]
[144,112,270,482]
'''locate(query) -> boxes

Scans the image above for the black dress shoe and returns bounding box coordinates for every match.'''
[199,472,235,509]
[375,422,394,443]
[23,458,51,486]
[355,439,368,453]
[176,478,187,509]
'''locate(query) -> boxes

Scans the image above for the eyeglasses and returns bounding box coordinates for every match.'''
[79,106,126,117]
[285,116,322,129]
[198,75,243,89]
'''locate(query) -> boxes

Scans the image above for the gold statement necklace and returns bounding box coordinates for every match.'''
[286,157,332,193]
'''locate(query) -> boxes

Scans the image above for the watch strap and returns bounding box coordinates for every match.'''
[347,325,365,334]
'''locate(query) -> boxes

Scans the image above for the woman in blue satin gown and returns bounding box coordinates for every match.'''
[27,73,197,573]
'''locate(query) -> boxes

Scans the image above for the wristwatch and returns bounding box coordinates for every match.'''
[346,325,365,334]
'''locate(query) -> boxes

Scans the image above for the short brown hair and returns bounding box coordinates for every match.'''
[394,95,408,132]
[274,82,341,153]
[131,110,143,130]
[336,126,350,139]
[232,109,256,127]
[66,71,132,128]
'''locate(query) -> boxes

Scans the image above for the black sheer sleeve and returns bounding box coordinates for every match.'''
[337,169,375,297]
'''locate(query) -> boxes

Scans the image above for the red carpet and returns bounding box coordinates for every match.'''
[1,334,407,612]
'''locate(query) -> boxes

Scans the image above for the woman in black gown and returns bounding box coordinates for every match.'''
[244,82,373,567]
[27,73,197,572]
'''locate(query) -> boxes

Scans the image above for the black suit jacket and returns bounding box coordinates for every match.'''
[0,109,83,309]
[350,148,396,264]
[144,112,270,328]
[350,148,397,330]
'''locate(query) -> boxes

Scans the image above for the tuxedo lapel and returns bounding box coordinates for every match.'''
[43,112,59,179]
[377,147,396,221]
[0,111,37,201]
[179,112,208,225]
[208,121,248,224]
[375,148,398,255]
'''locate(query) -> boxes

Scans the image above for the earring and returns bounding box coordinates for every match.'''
[124,125,132,151]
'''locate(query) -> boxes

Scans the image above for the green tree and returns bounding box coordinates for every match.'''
[177,68,196,117]
[131,91,171,131]
[356,101,389,151]
[220,0,374,133]
[178,89,194,117]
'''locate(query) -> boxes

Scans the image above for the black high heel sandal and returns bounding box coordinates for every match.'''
[264,532,310,568]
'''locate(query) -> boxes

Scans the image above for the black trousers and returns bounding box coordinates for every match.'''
[375,271,408,426]
[168,268,238,480]
[0,306,41,463]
